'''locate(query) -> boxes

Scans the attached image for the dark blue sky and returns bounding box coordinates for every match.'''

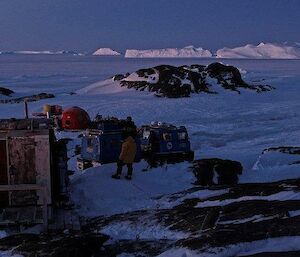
[0,0,299,52]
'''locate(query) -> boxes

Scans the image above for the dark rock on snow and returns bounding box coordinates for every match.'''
[0,232,109,257]
[263,146,300,155]
[115,62,274,98]
[191,158,243,186]
[0,92,55,104]
[89,178,300,256]
[0,87,14,96]
[2,179,300,256]
[257,146,300,166]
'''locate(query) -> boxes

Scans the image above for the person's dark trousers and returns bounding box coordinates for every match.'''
[117,160,133,176]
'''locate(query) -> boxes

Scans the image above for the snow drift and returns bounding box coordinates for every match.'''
[216,43,300,59]
[125,46,212,58]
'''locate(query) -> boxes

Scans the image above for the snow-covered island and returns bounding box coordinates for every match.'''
[92,48,121,56]
[125,45,212,58]
[216,42,300,59]
[77,62,273,98]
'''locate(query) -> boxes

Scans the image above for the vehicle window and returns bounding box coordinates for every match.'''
[163,133,172,141]
[86,137,94,153]
[143,130,151,139]
[178,132,187,140]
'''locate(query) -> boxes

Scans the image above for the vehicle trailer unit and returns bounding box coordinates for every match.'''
[78,119,141,169]
[139,122,194,160]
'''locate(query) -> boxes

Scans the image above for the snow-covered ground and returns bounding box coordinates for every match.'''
[1,56,300,204]
[69,160,195,217]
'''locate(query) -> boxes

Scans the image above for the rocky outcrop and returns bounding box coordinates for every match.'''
[0,93,55,104]
[0,87,14,96]
[116,62,274,98]
[254,146,300,169]
[191,158,243,186]
[84,178,300,256]
[2,179,300,256]
[263,146,300,155]
[0,232,108,257]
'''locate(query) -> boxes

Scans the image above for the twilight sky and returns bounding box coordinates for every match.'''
[0,0,299,52]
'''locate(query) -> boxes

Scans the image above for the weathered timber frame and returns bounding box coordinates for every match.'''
[0,184,48,231]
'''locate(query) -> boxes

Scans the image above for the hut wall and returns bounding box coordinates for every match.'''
[0,129,52,206]
[0,139,9,206]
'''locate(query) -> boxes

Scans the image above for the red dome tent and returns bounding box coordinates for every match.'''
[61,106,91,130]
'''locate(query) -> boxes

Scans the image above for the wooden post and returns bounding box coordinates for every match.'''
[42,187,48,232]
[24,100,29,119]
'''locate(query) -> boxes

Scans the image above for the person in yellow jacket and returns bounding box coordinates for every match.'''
[112,135,137,180]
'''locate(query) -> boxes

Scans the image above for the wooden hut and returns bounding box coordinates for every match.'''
[0,118,68,230]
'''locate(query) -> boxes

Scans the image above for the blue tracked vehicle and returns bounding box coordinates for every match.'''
[78,118,194,170]
[77,118,141,170]
[139,122,194,162]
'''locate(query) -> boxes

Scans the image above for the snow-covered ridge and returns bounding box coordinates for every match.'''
[125,45,212,58]
[92,48,121,56]
[216,42,300,59]
[0,50,84,56]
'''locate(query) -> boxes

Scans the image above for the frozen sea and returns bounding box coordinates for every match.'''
[1,55,300,169]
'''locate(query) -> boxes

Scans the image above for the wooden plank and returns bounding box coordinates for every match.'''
[34,134,52,205]
[8,136,37,205]
[0,140,8,206]
[0,184,45,191]
[0,184,48,231]
[0,140,8,184]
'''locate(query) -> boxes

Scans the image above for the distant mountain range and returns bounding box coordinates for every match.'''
[1,43,300,59]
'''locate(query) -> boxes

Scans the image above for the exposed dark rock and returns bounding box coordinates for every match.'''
[3,179,300,256]
[96,239,173,257]
[256,146,300,167]
[0,93,55,104]
[0,87,14,96]
[0,232,109,257]
[191,158,243,186]
[85,178,300,256]
[243,251,300,257]
[113,74,126,81]
[118,63,274,98]
[263,146,300,155]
